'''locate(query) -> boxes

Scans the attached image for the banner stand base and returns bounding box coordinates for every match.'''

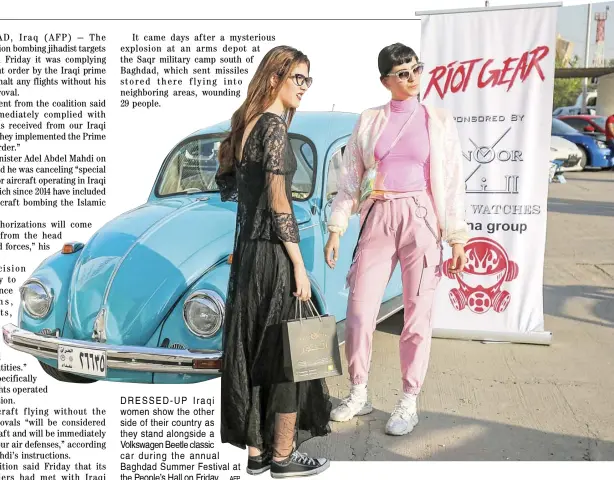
[433,328,552,346]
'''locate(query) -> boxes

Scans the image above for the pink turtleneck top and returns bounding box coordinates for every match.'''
[372,96,430,197]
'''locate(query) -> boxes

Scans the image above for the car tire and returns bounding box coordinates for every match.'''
[39,361,98,384]
[576,146,588,170]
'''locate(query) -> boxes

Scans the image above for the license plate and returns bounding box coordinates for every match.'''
[58,345,107,378]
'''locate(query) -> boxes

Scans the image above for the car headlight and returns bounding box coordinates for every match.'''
[597,140,607,149]
[182,290,224,338]
[19,279,53,319]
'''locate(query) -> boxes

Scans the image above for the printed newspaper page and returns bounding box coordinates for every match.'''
[0,1,610,480]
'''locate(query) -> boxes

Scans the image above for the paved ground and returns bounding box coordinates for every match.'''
[305,170,614,461]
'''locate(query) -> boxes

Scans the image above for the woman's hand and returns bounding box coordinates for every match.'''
[448,243,467,275]
[324,232,340,269]
[293,264,311,301]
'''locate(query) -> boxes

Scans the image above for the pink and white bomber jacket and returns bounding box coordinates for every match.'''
[327,102,470,246]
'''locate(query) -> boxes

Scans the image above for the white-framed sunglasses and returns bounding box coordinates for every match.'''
[385,63,425,81]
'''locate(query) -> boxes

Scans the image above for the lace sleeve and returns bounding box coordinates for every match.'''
[262,117,299,243]
[215,165,238,202]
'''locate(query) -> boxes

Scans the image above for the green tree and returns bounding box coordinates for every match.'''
[553,54,583,109]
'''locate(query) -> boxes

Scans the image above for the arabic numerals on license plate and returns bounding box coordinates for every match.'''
[58,345,107,377]
[79,350,106,373]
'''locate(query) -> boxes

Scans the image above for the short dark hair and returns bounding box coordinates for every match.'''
[378,43,419,78]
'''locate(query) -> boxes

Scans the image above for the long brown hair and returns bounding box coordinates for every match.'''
[218,45,310,172]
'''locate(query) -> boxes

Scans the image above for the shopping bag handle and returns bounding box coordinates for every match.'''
[294,298,322,323]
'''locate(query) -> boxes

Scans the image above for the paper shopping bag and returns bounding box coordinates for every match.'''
[281,300,343,382]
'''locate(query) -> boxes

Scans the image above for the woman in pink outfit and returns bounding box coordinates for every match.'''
[324,43,470,436]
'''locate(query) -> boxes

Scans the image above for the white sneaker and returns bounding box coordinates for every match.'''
[330,389,373,422]
[385,400,419,435]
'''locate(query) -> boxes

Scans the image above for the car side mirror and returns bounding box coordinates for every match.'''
[584,125,595,132]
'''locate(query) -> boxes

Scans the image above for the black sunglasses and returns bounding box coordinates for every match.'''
[290,73,313,88]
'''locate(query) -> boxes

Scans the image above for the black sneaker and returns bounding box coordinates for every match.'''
[246,451,272,475]
[270,451,329,478]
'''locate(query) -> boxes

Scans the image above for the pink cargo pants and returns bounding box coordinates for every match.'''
[344,191,442,394]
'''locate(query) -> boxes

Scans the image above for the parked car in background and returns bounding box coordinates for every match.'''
[556,114,608,139]
[552,91,598,116]
[550,135,584,172]
[553,106,581,116]
[553,106,597,116]
[551,118,613,170]
[2,111,416,384]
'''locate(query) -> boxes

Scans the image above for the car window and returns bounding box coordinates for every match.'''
[300,142,314,169]
[562,118,589,130]
[593,117,607,128]
[290,137,315,200]
[588,96,597,107]
[157,137,220,195]
[157,135,315,200]
[326,146,345,201]
[552,118,580,135]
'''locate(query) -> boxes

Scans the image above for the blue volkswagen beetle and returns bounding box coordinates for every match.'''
[2,111,408,384]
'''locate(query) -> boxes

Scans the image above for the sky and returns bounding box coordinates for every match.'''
[557,1,614,65]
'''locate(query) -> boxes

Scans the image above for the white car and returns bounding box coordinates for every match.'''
[550,135,584,172]
[552,91,597,116]
[553,106,596,116]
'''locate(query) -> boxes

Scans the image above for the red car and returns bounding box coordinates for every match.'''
[556,114,608,136]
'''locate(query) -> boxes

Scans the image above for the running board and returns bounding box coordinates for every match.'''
[336,295,404,347]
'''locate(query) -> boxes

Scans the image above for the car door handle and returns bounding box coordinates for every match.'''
[322,196,335,224]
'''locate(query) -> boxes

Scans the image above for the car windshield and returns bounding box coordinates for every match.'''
[156,134,315,200]
[592,116,606,128]
[552,118,579,135]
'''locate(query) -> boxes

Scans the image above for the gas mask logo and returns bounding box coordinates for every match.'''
[443,237,518,314]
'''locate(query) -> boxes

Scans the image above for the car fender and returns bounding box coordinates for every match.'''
[154,257,329,352]
[18,249,83,335]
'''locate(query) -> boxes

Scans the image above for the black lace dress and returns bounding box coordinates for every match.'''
[215,112,332,453]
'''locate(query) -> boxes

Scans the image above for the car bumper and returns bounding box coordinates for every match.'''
[2,323,222,375]
[593,148,612,168]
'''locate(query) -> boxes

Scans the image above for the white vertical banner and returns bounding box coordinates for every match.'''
[419,4,559,344]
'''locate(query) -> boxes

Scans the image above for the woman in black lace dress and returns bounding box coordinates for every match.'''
[215,46,332,478]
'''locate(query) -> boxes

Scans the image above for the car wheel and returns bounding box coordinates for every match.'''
[39,361,98,383]
[576,146,588,170]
